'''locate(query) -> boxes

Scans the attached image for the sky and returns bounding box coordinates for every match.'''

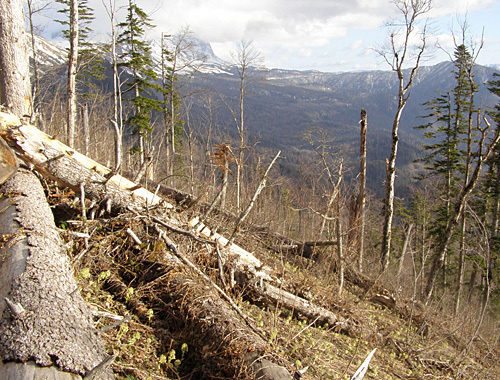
[33,0,500,73]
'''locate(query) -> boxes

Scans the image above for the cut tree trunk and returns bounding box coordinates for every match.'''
[0,169,113,379]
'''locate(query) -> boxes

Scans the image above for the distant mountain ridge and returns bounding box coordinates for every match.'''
[31,34,500,198]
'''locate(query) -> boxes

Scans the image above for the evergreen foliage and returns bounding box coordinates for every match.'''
[118,0,161,152]
[414,44,478,242]
[55,0,106,97]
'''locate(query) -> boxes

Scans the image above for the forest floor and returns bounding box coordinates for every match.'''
[46,182,500,380]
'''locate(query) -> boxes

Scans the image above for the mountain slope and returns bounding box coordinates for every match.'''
[31,35,499,198]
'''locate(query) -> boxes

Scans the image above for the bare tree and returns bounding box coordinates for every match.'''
[103,0,124,171]
[161,27,206,185]
[0,0,31,116]
[304,128,345,295]
[358,108,367,272]
[378,0,431,272]
[226,151,281,247]
[230,40,264,213]
[25,0,50,122]
[66,0,79,148]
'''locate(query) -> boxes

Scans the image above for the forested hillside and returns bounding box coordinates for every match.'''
[1,0,500,379]
[31,34,500,199]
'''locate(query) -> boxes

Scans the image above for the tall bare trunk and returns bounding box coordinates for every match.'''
[378,0,430,274]
[26,0,41,122]
[66,0,78,148]
[335,162,344,296]
[221,161,229,209]
[0,0,31,116]
[381,99,405,271]
[81,103,89,155]
[358,108,367,272]
[236,76,245,213]
[106,0,122,171]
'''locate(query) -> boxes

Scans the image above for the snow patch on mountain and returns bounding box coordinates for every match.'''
[29,35,67,69]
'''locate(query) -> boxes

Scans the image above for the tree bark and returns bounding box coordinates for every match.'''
[66,0,79,148]
[0,169,113,379]
[0,0,31,116]
[358,108,367,272]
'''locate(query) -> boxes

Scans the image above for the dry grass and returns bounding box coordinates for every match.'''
[45,183,500,380]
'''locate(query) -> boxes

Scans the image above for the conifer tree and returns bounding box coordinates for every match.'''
[416,42,483,303]
[484,73,500,290]
[118,0,161,164]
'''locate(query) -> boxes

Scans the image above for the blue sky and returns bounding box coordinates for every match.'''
[32,0,500,72]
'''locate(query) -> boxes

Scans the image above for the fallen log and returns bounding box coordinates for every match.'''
[270,240,338,259]
[166,273,293,380]
[0,169,113,379]
[0,111,172,212]
[187,217,356,334]
[0,113,358,375]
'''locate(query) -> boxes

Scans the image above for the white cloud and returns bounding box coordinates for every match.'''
[33,0,500,72]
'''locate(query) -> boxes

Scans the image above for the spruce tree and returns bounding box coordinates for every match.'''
[118,0,161,163]
[416,45,477,235]
[420,44,497,303]
[484,73,500,289]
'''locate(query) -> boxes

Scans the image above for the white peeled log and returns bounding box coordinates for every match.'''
[0,111,172,212]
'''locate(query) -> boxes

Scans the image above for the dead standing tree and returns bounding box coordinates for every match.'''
[230,40,263,213]
[350,108,368,273]
[378,0,431,272]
